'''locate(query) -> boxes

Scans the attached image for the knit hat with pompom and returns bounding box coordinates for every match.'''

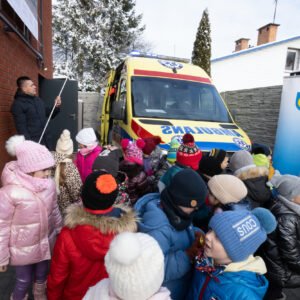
[56,129,73,155]
[176,133,202,170]
[121,138,145,166]
[209,208,277,262]
[167,136,181,163]
[81,170,119,213]
[5,135,55,173]
[142,136,162,155]
[105,232,164,300]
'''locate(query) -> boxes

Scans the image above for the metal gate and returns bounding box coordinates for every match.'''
[39,77,78,151]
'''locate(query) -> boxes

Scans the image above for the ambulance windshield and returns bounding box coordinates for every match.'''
[131,77,232,123]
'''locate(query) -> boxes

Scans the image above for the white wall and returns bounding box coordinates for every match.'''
[211,38,300,92]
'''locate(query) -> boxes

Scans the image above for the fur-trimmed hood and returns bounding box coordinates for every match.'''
[236,166,271,206]
[62,205,138,261]
[236,166,269,181]
[64,204,138,234]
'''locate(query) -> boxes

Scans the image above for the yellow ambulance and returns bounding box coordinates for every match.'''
[100,52,251,153]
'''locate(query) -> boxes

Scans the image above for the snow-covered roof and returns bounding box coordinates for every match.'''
[211,35,300,63]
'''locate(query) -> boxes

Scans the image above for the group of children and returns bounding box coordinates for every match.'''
[0,128,299,300]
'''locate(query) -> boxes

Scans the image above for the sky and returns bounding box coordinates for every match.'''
[134,0,300,59]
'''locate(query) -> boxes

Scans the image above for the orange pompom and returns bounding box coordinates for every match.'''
[96,174,117,194]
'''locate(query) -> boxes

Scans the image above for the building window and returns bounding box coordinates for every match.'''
[285,49,300,71]
[0,0,41,43]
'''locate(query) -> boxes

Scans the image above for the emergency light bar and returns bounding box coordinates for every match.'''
[129,50,190,64]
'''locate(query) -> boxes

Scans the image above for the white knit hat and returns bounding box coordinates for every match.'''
[105,232,164,300]
[76,128,97,146]
[56,129,73,155]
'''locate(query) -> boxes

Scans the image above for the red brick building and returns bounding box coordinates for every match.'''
[0,0,53,172]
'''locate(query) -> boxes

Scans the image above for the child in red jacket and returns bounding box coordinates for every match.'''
[47,171,138,300]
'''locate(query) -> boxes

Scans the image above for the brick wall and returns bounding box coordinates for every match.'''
[221,85,282,150]
[0,0,53,172]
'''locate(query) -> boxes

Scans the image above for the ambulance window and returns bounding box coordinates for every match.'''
[119,92,127,124]
[131,76,232,122]
[120,79,126,94]
[199,88,214,113]
[117,79,126,101]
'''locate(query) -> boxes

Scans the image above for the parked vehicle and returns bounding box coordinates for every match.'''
[100,52,251,153]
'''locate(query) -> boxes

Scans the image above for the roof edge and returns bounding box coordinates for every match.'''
[211,35,300,63]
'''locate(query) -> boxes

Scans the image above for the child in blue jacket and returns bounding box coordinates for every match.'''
[135,168,208,300]
[187,208,277,300]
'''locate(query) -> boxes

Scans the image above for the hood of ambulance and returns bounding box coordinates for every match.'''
[130,118,251,153]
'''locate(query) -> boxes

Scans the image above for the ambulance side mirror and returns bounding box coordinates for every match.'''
[111,99,126,121]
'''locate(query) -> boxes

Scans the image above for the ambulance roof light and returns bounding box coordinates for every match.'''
[128,50,190,64]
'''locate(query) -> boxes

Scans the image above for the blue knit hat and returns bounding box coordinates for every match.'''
[209,208,276,262]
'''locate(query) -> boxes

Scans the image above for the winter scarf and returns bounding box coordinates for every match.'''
[160,196,193,231]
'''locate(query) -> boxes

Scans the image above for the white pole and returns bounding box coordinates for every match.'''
[38,77,68,144]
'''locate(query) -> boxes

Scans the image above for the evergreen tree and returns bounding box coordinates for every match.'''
[53,0,145,91]
[192,9,211,76]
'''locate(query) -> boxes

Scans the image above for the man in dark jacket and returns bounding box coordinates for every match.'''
[11,76,61,149]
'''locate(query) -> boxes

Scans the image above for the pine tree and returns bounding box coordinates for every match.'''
[53,0,145,91]
[192,9,211,76]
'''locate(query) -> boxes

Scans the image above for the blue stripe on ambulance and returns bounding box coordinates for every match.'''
[160,141,243,152]
[120,128,243,152]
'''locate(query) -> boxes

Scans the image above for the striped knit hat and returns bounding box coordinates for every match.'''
[167,136,181,163]
[176,134,202,170]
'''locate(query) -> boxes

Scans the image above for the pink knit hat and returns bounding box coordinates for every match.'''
[6,135,55,173]
[121,138,145,166]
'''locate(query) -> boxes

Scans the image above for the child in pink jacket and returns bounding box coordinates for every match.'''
[0,135,62,300]
[75,128,102,182]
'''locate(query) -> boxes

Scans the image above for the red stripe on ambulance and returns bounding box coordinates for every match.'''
[134,69,211,84]
[131,119,154,139]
